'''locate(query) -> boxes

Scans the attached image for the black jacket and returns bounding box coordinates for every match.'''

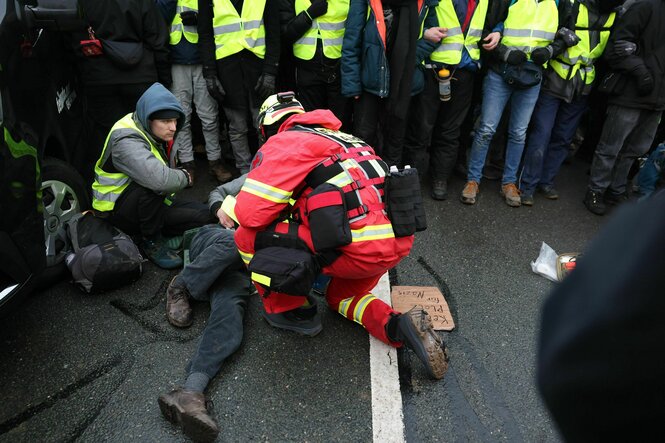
[603,0,665,110]
[72,0,171,87]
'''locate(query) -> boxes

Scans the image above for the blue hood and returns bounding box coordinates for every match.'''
[135,83,185,133]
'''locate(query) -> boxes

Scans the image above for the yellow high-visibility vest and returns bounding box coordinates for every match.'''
[431,0,488,65]
[550,2,615,85]
[170,0,199,45]
[502,0,558,58]
[293,0,349,60]
[212,0,267,60]
[92,114,167,212]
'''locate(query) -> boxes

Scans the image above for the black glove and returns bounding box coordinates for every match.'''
[503,47,527,65]
[203,67,225,102]
[634,65,654,96]
[531,46,554,65]
[613,39,637,57]
[180,10,198,26]
[307,0,328,19]
[254,73,276,102]
[555,27,581,48]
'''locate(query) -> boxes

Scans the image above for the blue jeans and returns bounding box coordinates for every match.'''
[519,91,588,195]
[638,143,665,200]
[467,70,541,185]
[180,224,252,379]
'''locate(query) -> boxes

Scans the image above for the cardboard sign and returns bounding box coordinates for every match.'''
[390,286,455,331]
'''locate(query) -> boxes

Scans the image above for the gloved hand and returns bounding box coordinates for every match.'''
[254,72,276,101]
[203,67,225,102]
[180,10,198,26]
[307,0,328,19]
[531,46,554,65]
[503,47,527,65]
[634,65,654,95]
[556,27,581,48]
[613,39,637,57]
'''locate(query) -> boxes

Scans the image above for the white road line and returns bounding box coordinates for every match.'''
[370,273,405,443]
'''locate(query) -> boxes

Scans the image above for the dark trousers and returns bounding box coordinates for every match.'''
[108,182,213,238]
[589,105,663,195]
[295,63,351,130]
[519,90,588,195]
[180,225,251,379]
[353,92,408,168]
[84,83,151,183]
[404,68,475,181]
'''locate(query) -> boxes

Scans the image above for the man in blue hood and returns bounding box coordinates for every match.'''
[91,83,214,269]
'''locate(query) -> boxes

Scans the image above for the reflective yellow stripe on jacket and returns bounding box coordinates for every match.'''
[549,3,615,85]
[431,0,488,65]
[293,0,349,60]
[502,0,558,57]
[213,0,267,60]
[91,114,165,212]
[170,0,199,45]
[240,178,293,204]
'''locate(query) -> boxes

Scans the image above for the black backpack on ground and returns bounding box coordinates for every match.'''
[65,212,143,293]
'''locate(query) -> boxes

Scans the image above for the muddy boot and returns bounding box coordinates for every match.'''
[387,308,449,379]
[208,159,233,184]
[158,387,219,442]
[166,276,192,328]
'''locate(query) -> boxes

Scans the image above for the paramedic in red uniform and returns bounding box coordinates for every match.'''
[233,92,448,379]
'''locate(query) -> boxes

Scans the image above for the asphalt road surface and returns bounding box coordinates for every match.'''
[0,155,609,442]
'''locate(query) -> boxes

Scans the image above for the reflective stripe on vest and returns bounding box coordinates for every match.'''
[293,0,349,60]
[502,0,558,57]
[213,0,267,60]
[91,114,166,212]
[170,0,199,45]
[550,3,615,85]
[431,0,488,64]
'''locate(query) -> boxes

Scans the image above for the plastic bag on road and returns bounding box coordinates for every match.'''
[531,242,559,282]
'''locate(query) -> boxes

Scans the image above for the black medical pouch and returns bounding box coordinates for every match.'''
[248,246,320,296]
[385,167,427,237]
[306,183,352,252]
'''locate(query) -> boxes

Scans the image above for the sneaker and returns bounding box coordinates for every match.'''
[501,183,521,207]
[166,276,192,328]
[262,296,322,337]
[521,193,534,206]
[538,185,559,200]
[141,237,183,270]
[163,235,184,252]
[208,159,233,184]
[158,388,219,443]
[181,161,196,187]
[460,181,479,205]
[583,190,606,215]
[431,180,448,200]
[391,308,449,379]
[604,191,628,206]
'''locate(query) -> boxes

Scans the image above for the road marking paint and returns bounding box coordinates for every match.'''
[370,273,405,443]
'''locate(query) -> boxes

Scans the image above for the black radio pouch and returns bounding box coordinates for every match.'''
[248,246,320,296]
[306,183,352,252]
[385,167,427,237]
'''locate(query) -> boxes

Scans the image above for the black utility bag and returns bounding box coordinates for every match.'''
[385,167,427,237]
[306,183,352,252]
[248,246,320,296]
[500,62,543,89]
[65,212,143,293]
[101,40,144,68]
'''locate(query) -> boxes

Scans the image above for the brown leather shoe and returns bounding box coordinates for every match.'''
[208,159,233,184]
[166,276,192,328]
[501,183,521,207]
[158,387,219,442]
[460,181,479,205]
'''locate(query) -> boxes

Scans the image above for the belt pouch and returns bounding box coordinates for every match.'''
[248,246,319,296]
[306,183,352,252]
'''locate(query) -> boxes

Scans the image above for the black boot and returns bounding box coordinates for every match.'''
[387,308,449,379]
[583,190,606,215]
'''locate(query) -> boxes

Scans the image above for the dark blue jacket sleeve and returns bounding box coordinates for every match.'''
[341,0,369,97]
[155,0,178,24]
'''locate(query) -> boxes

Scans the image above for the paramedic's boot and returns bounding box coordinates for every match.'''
[158,388,219,443]
[166,276,192,328]
[387,308,449,379]
[262,295,322,337]
[141,237,183,270]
